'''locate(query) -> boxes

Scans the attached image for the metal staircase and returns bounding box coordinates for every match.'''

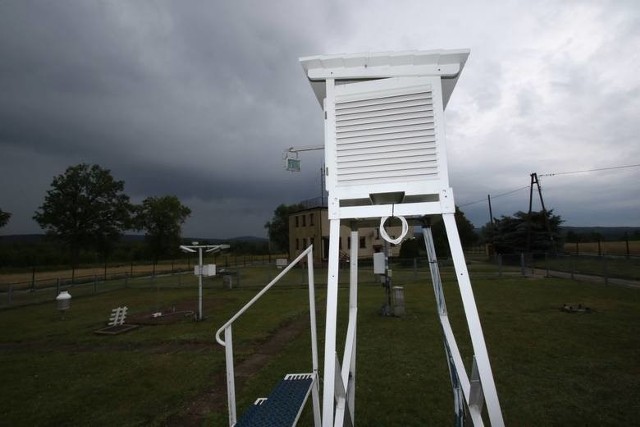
[236,373,316,426]
[215,246,321,427]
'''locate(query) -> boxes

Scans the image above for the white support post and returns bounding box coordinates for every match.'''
[442,213,504,426]
[322,218,341,426]
[307,247,322,427]
[469,357,485,412]
[346,224,358,423]
[224,326,237,425]
[333,355,346,427]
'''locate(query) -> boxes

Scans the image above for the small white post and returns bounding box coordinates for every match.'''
[224,326,237,425]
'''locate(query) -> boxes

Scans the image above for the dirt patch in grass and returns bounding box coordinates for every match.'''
[166,314,310,426]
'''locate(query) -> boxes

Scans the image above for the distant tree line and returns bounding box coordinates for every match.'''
[1,163,191,271]
[564,230,640,243]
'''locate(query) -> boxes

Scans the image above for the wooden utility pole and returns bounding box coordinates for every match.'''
[527,173,554,254]
[487,194,494,225]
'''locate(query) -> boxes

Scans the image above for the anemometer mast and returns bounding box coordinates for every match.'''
[300,49,504,426]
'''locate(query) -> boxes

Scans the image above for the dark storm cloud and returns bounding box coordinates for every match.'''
[0,0,331,237]
[1,0,638,238]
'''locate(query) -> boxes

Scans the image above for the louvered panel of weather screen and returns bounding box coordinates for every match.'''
[335,86,438,187]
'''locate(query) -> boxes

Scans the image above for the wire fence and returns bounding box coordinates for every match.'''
[485,252,640,285]
[2,251,638,309]
[0,254,282,309]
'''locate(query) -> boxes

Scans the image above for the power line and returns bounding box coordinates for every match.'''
[459,162,639,209]
[460,186,529,207]
[539,163,640,177]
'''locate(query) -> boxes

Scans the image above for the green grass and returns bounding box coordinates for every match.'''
[209,267,640,425]
[1,263,639,425]
[535,255,640,281]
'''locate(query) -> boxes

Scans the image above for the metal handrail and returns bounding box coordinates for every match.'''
[215,245,313,346]
[215,245,320,426]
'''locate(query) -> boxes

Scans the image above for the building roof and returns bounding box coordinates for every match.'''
[299,49,470,109]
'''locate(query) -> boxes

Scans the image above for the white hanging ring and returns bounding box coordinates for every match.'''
[379,215,409,245]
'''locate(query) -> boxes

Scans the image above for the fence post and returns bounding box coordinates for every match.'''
[520,253,526,277]
[603,256,609,286]
[545,252,549,278]
[31,266,36,292]
[625,233,630,259]
[497,254,502,277]
[94,275,97,293]
[570,257,575,280]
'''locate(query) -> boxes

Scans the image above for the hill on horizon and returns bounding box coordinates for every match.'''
[0,234,268,244]
[560,226,640,241]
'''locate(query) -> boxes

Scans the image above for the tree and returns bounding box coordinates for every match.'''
[135,195,191,262]
[264,203,305,256]
[33,164,132,270]
[482,209,563,254]
[0,209,11,229]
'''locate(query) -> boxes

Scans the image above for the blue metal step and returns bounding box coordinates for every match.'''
[236,373,315,427]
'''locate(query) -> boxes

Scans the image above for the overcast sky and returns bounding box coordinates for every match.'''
[1,0,638,239]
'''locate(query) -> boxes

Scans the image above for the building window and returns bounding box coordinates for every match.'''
[295,216,299,227]
[347,237,350,249]
[359,237,366,249]
[310,213,314,226]
[303,238,307,248]
[310,237,314,248]
[296,238,299,250]
[302,215,306,227]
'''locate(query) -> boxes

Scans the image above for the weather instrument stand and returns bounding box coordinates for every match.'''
[299,50,505,426]
[216,50,504,427]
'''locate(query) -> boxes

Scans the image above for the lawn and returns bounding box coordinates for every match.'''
[1,262,639,425]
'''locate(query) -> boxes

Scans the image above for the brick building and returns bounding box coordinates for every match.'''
[289,206,402,265]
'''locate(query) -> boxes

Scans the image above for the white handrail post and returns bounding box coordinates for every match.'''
[224,326,237,426]
[307,247,322,426]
